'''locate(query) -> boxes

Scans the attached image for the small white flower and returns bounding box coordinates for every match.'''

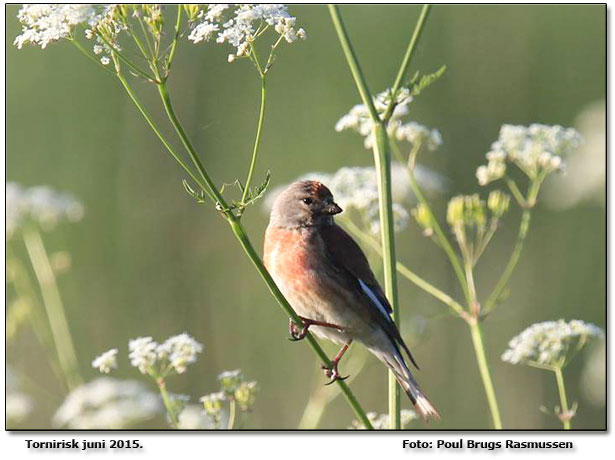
[128,337,158,374]
[395,122,442,151]
[53,378,161,429]
[501,319,604,367]
[335,88,413,149]
[92,348,118,374]
[157,333,203,374]
[477,123,582,185]
[100,56,110,65]
[14,4,97,49]
[188,4,305,62]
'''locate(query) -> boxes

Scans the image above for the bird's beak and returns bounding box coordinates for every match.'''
[325,202,343,215]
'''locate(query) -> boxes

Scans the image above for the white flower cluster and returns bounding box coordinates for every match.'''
[188,4,306,62]
[92,348,118,374]
[350,409,417,429]
[501,320,604,367]
[394,121,443,152]
[265,163,445,235]
[476,124,582,186]
[14,4,96,49]
[6,182,85,237]
[336,88,414,149]
[178,404,215,429]
[128,333,203,375]
[52,377,160,429]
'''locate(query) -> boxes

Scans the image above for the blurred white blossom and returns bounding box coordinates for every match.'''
[53,378,161,429]
[128,337,159,374]
[501,320,604,367]
[6,392,34,425]
[178,404,215,429]
[218,369,244,394]
[580,341,606,407]
[477,124,582,185]
[544,101,605,209]
[350,409,417,429]
[14,4,96,49]
[157,333,203,374]
[6,182,84,237]
[92,348,118,374]
[188,4,306,61]
[395,121,442,151]
[6,367,34,425]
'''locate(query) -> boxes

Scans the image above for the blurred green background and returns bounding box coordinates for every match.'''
[6,4,606,429]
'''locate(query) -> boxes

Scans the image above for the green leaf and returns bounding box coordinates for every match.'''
[182,179,206,203]
[410,65,446,97]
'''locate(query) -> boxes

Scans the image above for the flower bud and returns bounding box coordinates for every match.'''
[487,190,510,218]
[200,392,225,420]
[183,4,201,22]
[218,370,243,395]
[234,381,258,412]
[411,203,433,236]
[447,196,465,227]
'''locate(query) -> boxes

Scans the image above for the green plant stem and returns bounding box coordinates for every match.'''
[469,321,502,429]
[23,229,82,391]
[327,5,379,120]
[227,399,237,430]
[406,169,472,306]
[383,4,431,122]
[165,5,183,74]
[341,218,468,319]
[372,125,402,428]
[157,81,225,206]
[7,255,64,382]
[240,77,267,206]
[157,377,179,428]
[115,68,373,429]
[484,209,531,312]
[554,367,571,430]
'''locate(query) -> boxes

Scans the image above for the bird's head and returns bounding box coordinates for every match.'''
[269,180,343,228]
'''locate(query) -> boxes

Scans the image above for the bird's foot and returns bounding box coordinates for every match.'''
[321,361,349,385]
[288,317,344,341]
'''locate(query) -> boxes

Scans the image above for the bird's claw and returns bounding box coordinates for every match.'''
[288,320,308,341]
[321,362,349,384]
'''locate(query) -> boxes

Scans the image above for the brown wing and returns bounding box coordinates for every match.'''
[319,224,419,369]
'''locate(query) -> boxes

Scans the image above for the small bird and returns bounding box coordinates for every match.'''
[264,180,440,421]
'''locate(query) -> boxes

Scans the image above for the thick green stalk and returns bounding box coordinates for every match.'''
[484,209,531,312]
[554,367,571,430]
[23,229,82,391]
[227,399,237,430]
[240,77,267,206]
[327,5,379,119]
[383,4,431,122]
[373,125,402,428]
[469,321,502,429]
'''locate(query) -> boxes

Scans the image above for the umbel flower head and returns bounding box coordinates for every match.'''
[476,124,582,186]
[336,88,442,153]
[501,319,604,367]
[52,378,161,429]
[6,182,84,237]
[128,333,203,375]
[187,4,306,62]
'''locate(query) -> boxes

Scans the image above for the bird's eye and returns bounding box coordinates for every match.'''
[302,197,313,205]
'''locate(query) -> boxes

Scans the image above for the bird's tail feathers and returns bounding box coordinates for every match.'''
[372,347,440,422]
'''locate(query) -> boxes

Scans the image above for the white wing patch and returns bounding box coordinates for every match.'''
[358,279,393,324]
